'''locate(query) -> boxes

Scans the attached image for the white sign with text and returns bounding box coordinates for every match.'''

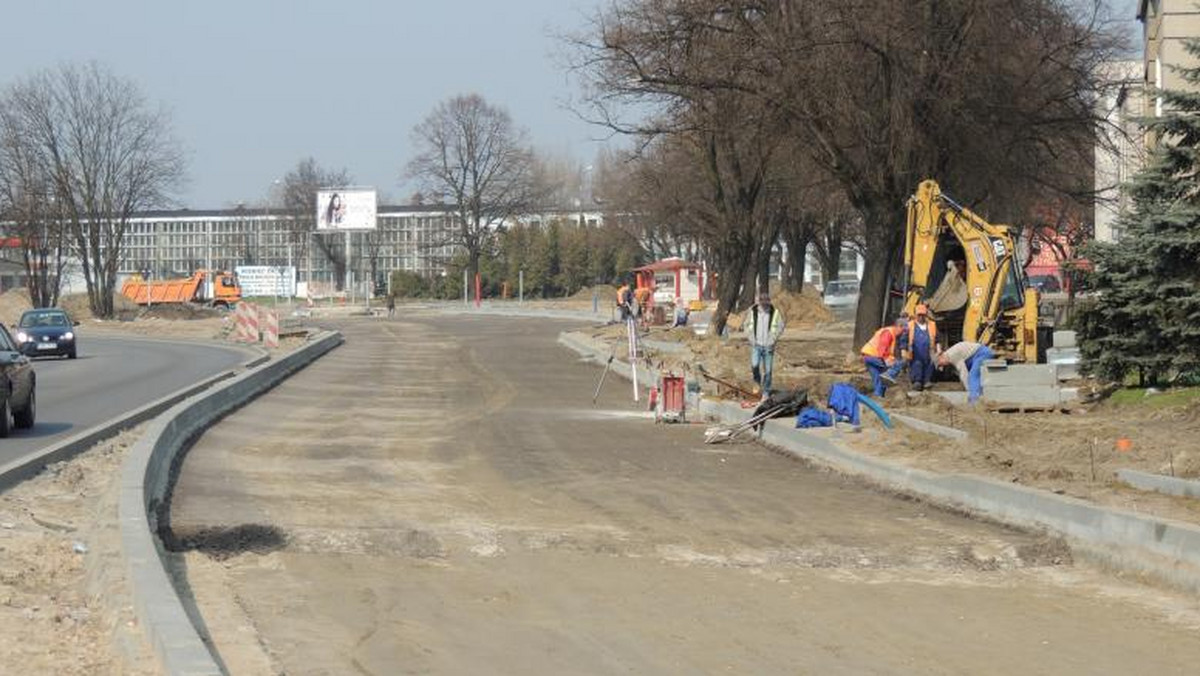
[236,265,296,297]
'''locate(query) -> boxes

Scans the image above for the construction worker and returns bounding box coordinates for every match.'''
[937,340,995,403]
[670,296,689,327]
[861,316,907,397]
[906,304,937,391]
[634,284,652,324]
[616,282,632,321]
[745,291,785,398]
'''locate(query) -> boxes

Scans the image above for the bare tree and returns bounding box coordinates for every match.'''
[0,99,68,307]
[570,0,1123,344]
[279,158,352,290]
[1,63,184,317]
[405,94,541,290]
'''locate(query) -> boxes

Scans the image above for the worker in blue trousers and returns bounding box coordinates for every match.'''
[938,340,995,403]
[860,315,908,397]
[904,304,938,391]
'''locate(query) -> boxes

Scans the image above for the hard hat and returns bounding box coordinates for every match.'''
[915,303,929,315]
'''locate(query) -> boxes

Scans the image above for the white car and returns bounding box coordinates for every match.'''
[821,279,860,309]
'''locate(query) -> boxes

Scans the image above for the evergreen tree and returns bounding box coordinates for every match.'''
[560,226,592,295]
[1076,40,1200,385]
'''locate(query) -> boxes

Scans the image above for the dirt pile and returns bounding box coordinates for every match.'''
[58,293,141,322]
[771,289,835,328]
[139,303,222,321]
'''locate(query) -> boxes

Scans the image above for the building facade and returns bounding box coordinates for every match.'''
[1094,60,1146,243]
[116,205,606,296]
[1140,0,1200,118]
[124,206,460,290]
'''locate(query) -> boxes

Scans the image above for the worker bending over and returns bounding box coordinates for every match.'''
[745,292,785,398]
[937,340,995,404]
[861,316,907,397]
[906,304,938,391]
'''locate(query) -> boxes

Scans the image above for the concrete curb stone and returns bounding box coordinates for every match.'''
[1118,469,1200,500]
[118,331,343,675]
[558,329,1200,594]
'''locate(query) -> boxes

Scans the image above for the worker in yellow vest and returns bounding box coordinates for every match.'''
[907,304,938,391]
[860,315,908,397]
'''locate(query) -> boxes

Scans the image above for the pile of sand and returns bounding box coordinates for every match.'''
[139,303,222,321]
[58,293,141,322]
[770,289,835,328]
[0,288,148,325]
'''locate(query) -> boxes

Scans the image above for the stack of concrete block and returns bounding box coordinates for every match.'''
[1045,330,1081,381]
[981,360,1073,406]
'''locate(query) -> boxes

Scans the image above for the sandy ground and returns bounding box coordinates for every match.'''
[168,314,1200,675]
[0,429,157,676]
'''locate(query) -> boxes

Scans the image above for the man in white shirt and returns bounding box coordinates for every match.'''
[745,292,785,398]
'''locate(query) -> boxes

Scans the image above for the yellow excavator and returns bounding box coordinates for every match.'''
[900,179,1041,363]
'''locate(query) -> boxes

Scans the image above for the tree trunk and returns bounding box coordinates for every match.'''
[814,225,844,285]
[782,223,812,293]
[709,245,752,337]
[852,212,903,347]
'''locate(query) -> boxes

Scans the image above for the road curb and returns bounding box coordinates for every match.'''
[118,330,343,675]
[558,330,1200,594]
[1118,469,1200,500]
[0,343,261,494]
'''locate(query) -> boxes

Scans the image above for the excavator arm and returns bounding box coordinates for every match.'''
[901,180,1039,362]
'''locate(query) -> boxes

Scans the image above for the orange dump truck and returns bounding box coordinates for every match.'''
[120,270,242,307]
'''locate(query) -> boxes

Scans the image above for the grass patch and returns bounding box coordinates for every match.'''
[1108,386,1200,409]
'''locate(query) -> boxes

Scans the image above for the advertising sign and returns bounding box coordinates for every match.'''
[316,188,376,230]
[235,265,296,297]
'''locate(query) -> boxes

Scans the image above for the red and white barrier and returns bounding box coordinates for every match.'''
[233,302,259,343]
[235,302,248,342]
[261,308,279,348]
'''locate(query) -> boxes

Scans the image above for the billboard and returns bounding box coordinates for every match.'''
[235,265,297,297]
[316,188,376,230]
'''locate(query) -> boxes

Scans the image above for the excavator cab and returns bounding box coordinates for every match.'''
[901,180,1039,363]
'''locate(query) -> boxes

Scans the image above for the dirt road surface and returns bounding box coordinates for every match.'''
[171,314,1200,675]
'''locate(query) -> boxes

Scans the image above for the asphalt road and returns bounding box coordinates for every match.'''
[0,334,249,466]
[172,314,1200,675]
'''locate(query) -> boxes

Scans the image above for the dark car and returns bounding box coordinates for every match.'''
[0,323,35,436]
[15,308,78,359]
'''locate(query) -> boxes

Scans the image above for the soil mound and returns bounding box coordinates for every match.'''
[140,303,222,321]
[58,292,141,322]
[770,289,834,328]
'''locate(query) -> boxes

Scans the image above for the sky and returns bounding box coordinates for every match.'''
[0,1,1142,209]
[0,0,604,208]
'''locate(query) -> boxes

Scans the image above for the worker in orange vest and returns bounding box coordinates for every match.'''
[907,304,938,391]
[860,315,908,397]
[634,285,652,323]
